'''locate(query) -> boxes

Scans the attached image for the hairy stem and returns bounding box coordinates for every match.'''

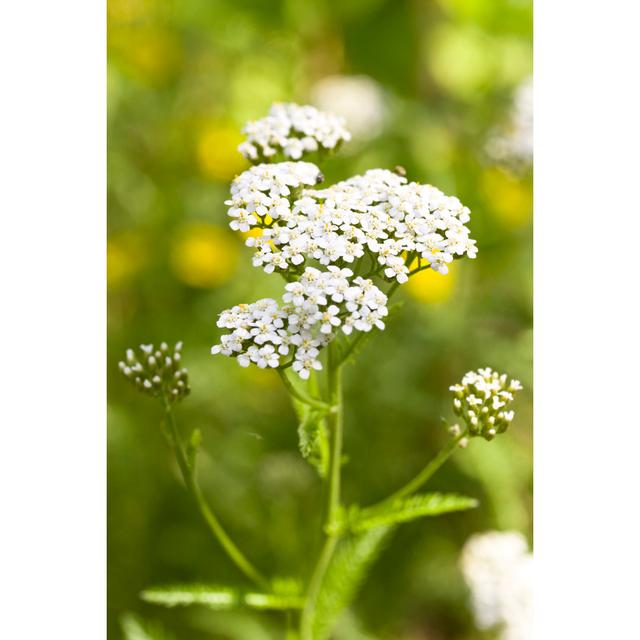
[163,401,269,590]
[300,343,344,639]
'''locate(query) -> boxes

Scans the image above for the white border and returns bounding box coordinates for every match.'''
[535,1,640,637]
[0,1,105,638]
[1,1,639,638]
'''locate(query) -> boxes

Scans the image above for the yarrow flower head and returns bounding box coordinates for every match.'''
[210,266,388,379]
[450,368,522,440]
[225,161,324,235]
[119,342,190,403]
[238,103,351,163]
[232,167,477,280]
[460,531,533,640]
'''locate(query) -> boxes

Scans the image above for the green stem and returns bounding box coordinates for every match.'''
[163,401,270,590]
[278,368,333,412]
[300,343,344,639]
[368,430,468,510]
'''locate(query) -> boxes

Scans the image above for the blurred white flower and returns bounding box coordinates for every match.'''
[310,75,387,140]
[486,77,533,171]
[460,531,533,640]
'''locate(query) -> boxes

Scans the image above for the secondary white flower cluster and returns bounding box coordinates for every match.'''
[238,103,352,162]
[225,161,323,233]
[210,267,388,379]
[119,342,190,402]
[460,531,533,640]
[450,368,522,440]
[239,168,476,280]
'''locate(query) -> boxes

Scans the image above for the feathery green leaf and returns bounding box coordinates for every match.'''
[297,407,330,478]
[141,583,303,611]
[311,527,394,640]
[141,584,238,609]
[349,493,478,533]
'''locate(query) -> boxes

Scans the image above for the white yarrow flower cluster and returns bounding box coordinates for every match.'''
[450,368,522,440]
[211,267,388,379]
[238,103,351,162]
[460,531,533,640]
[237,168,476,280]
[225,162,323,234]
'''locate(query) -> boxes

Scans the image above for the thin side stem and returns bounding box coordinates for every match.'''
[368,430,469,510]
[300,343,344,639]
[278,368,333,412]
[163,401,270,590]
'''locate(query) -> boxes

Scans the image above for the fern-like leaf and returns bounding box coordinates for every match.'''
[141,584,238,609]
[311,527,394,640]
[141,583,303,611]
[297,408,330,478]
[348,493,478,533]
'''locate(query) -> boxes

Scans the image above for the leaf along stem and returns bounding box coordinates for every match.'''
[163,399,270,590]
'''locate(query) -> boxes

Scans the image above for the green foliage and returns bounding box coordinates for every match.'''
[297,405,330,478]
[311,527,394,640]
[347,493,479,533]
[141,583,303,611]
[186,427,201,470]
[121,613,175,640]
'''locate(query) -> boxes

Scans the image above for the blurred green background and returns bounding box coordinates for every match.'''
[107,0,532,638]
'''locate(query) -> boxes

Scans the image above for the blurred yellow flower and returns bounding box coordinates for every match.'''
[107,232,147,290]
[107,0,153,24]
[109,24,182,84]
[406,263,458,304]
[482,168,532,227]
[197,124,249,181]
[170,223,239,288]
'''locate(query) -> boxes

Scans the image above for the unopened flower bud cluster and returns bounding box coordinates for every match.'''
[450,368,522,440]
[238,103,351,162]
[231,166,476,280]
[119,342,190,402]
[211,266,388,379]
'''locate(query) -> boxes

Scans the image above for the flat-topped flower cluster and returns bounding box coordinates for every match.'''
[213,103,477,378]
[450,368,522,440]
[229,166,477,280]
[211,267,388,379]
[238,103,351,162]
